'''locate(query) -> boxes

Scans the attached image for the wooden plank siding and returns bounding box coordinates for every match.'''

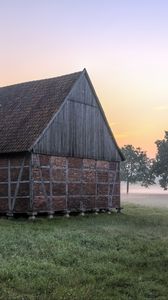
[33,74,121,162]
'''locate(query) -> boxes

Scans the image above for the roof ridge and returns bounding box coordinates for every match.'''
[0,70,83,90]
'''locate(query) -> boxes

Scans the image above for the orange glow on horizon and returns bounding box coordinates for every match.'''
[1,1,168,159]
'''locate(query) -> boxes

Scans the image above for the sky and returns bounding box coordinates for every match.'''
[1,0,168,158]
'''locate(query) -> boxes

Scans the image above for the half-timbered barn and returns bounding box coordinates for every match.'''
[0,69,124,218]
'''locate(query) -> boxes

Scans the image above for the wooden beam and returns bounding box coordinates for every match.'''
[11,157,25,211]
[95,165,98,211]
[109,164,117,208]
[37,155,49,210]
[29,154,33,211]
[8,158,11,211]
[67,98,97,108]
[65,158,68,212]
[49,158,53,212]
[80,160,84,212]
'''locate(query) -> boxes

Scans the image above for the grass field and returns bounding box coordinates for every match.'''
[0,205,168,300]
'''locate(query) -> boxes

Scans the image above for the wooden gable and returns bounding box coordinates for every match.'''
[32,70,123,162]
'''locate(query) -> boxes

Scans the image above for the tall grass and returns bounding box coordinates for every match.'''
[0,204,168,299]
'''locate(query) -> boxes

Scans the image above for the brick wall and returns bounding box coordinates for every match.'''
[0,154,30,213]
[32,154,120,212]
[0,153,120,214]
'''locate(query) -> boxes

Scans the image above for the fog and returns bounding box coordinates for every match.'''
[121,181,168,195]
[121,181,168,208]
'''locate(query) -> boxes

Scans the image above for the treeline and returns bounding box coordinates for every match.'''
[120,131,168,193]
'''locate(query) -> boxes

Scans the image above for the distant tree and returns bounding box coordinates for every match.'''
[120,145,155,193]
[152,131,168,190]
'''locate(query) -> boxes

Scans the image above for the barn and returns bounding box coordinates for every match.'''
[0,69,124,218]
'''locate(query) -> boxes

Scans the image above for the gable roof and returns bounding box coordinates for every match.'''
[0,69,124,161]
[0,71,81,153]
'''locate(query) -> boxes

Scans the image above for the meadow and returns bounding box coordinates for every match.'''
[0,204,168,300]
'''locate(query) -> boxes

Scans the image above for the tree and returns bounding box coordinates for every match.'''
[120,145,155,193]
[153,131,168,190]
